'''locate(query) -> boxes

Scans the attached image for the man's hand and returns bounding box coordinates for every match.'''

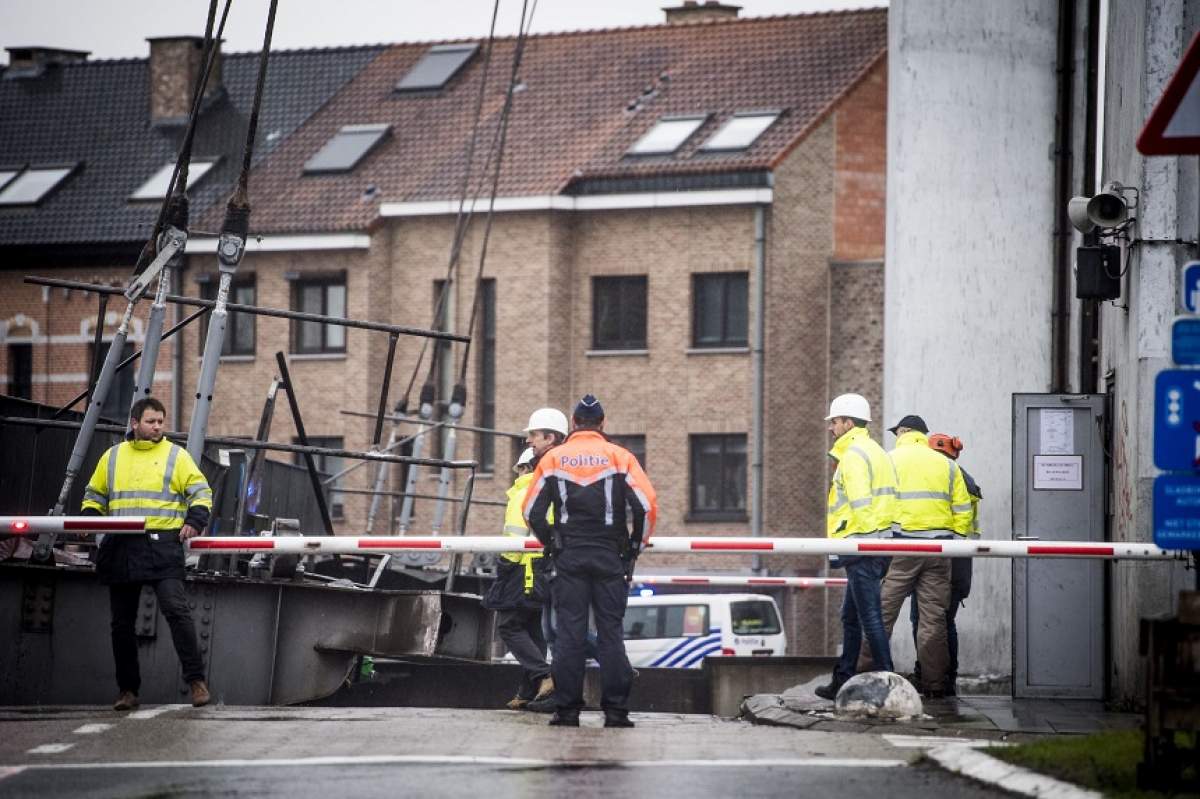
[179,524,200,542]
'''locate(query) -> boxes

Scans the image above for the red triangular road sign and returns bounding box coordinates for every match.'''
[1139,29,1200,155]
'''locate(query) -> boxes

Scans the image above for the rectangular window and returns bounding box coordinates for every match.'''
[609,434,646,470]
[290,274,347,354]
[303,125,390,173]
[130,159,218,200]
[8,343,32,400]
[0,165,76,205]
[294,436,345,519]
[693,272,748,348]
[200,276,256,356]
[89,341,135,423]
[622,604,710,640]
[627,116,707,156]
[395,44,478,92]
[476,279,496,472]
[592,276,647,350]
[689,433,748,517]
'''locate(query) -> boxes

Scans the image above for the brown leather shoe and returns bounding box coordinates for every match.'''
[190,680,211,707]
[505,695,529,710]
[113,691,139,711]
[533,676,554,702]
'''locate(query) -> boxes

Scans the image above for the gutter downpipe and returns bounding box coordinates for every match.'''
[1051,0,1077,393]
[751,204,767,574]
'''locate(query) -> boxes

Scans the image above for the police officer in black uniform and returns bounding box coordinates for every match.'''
[523,395,658,728]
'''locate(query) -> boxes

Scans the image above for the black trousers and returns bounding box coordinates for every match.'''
[110,579,205,693]
[550,546,633,713]
[497,606,550,698]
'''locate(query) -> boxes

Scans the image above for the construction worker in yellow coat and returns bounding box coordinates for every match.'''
[484,446,554,709]
[81,397,213,711]
[860,414,973,698]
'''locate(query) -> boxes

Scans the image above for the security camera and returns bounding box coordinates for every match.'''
[1067,181,1132,233]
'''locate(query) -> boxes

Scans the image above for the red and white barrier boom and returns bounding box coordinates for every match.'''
[183,535,1180,560]
[2,516,147,535]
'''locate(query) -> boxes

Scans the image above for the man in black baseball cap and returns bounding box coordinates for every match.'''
[887,415,929,436]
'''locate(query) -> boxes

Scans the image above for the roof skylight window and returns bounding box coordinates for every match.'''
[395,44,479,92]
[0,169,18,193]
[700,112,780,151]
[303,124,391,174]
[130,159,218,200]
[0,165,76,206]
[627,116,707,156]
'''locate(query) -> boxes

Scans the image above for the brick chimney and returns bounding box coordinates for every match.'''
[147,36,223,126]
[3,47,89,78]
[663,1,741,24]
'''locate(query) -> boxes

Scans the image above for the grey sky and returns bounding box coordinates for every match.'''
[1,1,885,62]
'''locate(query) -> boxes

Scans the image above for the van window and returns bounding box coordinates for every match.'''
[730,600,781,635]
[623,604,710,639]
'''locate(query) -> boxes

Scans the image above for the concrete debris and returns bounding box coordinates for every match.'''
[834,672,923,720]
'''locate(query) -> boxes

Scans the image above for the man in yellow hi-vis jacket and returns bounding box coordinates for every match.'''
[484,447,553,709]
[81,397,213,711]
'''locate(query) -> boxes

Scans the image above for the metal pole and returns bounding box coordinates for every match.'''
[84,293,109,412]
[365,428,397,534]
[432,385,466,534]
[275,352,335,535]
[54,305,208,420]
[34,239,181,560]
[186,226,244,461]
[373,334,398,449]
[130,227,186,418]
[444,469,475,593]
[750,204,767,574]
[398,385,437,534]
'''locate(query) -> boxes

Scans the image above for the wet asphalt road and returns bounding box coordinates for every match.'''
[0,706,1015,798]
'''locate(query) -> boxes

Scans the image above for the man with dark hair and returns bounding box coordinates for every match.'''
[82,396,213,710]
[815,393,899,701]
[523,394,658,728]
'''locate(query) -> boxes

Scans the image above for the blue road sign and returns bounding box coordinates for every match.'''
[1173,317,1200,365]
[1185,261,1200,313]
[1154,474,1200,550]
[1155,369,1200,470]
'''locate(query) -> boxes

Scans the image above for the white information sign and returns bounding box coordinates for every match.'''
[1039,409,1074,455]
[1033,455,1083,490]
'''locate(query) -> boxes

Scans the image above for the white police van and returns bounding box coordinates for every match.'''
[622,593,786,668]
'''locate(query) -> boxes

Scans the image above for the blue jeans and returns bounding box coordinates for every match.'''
[834,556,893,683]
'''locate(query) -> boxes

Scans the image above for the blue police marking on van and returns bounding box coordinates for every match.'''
[1153,474,1200,550]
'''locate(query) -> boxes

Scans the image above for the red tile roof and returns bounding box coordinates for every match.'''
[229,9,887,233]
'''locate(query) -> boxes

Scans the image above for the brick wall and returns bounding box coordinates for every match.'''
[834,59,887,262]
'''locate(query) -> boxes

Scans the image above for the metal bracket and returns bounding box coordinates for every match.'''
[125,231,184,302]
[20,577,55,634]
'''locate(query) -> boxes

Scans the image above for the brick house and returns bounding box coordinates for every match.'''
[1,6,887,653]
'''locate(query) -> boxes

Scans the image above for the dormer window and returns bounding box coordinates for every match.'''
[627,115,707,156]
[130,159,218,200]
[700,112,780,151]
[0,164,77,206]
[303,124,390,174]
[395,44,478,92]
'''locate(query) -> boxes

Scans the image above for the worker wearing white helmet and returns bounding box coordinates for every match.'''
[524,408,568,457]
[815,393,899,701]
[483,442,555,710]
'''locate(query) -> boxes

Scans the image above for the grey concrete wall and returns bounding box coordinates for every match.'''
[1096,0,1196,704]
[884,0,1061,676]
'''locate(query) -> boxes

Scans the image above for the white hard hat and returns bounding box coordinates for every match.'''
[523,408,568,437]
[825,393,871,422]
[513,447,536,473]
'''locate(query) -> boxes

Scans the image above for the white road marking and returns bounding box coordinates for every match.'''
[883,734,1002,749]
[72,723,114,735]
[11,754,907,770]
[127,705,189,720]
[26,743,75,755]
[927,745,1102,799]
[0,766,26,781]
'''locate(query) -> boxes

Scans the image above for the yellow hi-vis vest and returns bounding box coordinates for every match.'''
[82,438,212,530]
[501,472,549,592]
[827,426,898,538]
[889,431,973,536]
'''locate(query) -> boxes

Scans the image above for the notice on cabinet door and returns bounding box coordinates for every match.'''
[1033,455,1083,490]
[1039,409,1074,455]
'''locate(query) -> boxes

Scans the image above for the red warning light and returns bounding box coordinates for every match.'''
[11,520,30,533]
